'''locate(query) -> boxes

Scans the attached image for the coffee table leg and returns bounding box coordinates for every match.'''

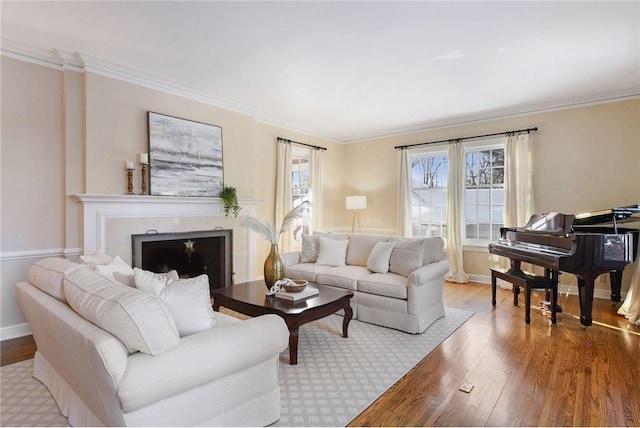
[342,302,353,338]
[285,318,299,365]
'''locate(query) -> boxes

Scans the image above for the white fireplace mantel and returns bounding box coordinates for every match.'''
[73,194,261,280]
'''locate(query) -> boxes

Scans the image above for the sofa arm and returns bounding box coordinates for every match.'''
[282,251,300,267]
[118,314,289,413]
[408,259,449,288]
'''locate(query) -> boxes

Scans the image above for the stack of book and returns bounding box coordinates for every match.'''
[274,286,319,301]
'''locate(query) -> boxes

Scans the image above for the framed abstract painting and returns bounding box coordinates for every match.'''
[147,111,224,197]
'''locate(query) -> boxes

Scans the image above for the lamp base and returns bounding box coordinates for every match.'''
[351,210,362,233]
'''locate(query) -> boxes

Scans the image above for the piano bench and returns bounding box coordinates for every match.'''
[491,268,558,324]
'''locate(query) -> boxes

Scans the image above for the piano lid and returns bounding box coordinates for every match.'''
[522,212,575,236]
[573,203,640,226]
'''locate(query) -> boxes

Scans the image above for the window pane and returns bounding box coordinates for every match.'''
[491,188,504,204]
[492,205,504,223]
[466,205,477,223]
[410,152,448,239]
[492,167,504,185]
[493,149,504,166]
[478,189,490,205]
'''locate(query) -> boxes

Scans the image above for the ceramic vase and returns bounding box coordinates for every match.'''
[264,243,285,290]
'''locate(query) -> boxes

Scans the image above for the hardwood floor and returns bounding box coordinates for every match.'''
[2,282,639,426]
[349,282,640,427]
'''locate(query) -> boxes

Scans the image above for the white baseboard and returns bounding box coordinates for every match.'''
[467,274,625,301]
[0,323,32,341]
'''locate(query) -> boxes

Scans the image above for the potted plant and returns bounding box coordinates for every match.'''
[220,186,241,217]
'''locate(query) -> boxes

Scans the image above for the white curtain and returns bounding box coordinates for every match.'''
[310,149,324,232]
[504,133,534,228]
[398,149,413,236]
[500,133,535,275]
[275,142,293,252]
[444,141,469,283]
[618,235,640,326]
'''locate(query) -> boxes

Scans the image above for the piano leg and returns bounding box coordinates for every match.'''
[609,270,622,302]
[577,277,595,326]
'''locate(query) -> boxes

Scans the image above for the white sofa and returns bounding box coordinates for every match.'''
[16,257,289,427]
[283,233,449,334]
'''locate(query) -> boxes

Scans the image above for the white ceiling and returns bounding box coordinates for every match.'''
[2,1,639,142]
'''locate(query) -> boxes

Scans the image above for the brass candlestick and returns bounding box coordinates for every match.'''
[126,168,135,195]
[140,163,148,195]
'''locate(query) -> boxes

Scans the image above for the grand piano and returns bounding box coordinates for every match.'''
[489,205,639,326]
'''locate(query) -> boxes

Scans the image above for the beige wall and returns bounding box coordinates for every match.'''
[1,52,638,337]
[344,99,640,291]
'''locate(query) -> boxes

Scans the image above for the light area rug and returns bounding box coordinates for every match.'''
[0,307,473,427]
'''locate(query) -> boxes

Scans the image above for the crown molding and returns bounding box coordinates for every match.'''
[343,91,640,143]
[3,38,638,145]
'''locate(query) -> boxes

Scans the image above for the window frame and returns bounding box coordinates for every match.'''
[407,137,506,247]
[408,144,449,240]
[290,145,312,243]
[462,138,505,246]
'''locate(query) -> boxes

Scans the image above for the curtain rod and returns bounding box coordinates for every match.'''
[394,127,538,150]
[277,137,327,151]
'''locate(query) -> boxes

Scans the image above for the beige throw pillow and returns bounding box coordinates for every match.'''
[366,241,395,273]
[389,238,425,277]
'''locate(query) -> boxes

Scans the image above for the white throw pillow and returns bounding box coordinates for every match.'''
[63,267,180,355]
[133,268,180,294]
[389,238,425,277]
[162,275,216,337]
[94,256,134,283]
[78,250,113,267]
[367,241,396,274]
[136,270,215,337]
[315,236,348,267]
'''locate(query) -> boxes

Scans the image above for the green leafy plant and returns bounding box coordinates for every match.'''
[220,186,242,217]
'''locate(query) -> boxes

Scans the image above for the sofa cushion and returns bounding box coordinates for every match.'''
[285,263,333,282]
[136,270,216,337]
[28,257,83,302]
[366,241,395,273]
[316,237,348,266]
[357,272,409,299]
[423,237,445,264]
[346,234,388,266]
[316,265,371,291]
[389,238,424,277]
[63,267,180,355]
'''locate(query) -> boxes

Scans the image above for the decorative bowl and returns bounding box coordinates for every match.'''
[283,280,308,293]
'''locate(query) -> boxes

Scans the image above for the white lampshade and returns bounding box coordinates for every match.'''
[346,195,367,211]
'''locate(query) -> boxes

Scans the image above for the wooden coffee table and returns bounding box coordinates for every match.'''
[211,280,353,365]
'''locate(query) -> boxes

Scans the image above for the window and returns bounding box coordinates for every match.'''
[291,146,311,242]
[409,139,504,243]
[465,143,504,241]
[409,149,448,238]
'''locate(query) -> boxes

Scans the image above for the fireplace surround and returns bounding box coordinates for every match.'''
[73,194,260,285]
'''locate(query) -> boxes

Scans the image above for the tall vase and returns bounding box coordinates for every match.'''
[264,243,285,290]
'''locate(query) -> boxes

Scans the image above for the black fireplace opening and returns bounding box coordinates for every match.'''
[132,229,232,294]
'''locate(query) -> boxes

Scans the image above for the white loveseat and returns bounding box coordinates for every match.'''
[283,233,449,334]
[16,257,289,427]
